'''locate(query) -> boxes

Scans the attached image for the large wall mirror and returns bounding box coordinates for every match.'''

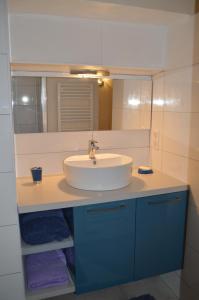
[12,72,152,134]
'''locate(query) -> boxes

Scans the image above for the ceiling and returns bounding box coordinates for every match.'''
[8,0,191,26]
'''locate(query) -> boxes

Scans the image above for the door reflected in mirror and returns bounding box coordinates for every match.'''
[12,75,152,134]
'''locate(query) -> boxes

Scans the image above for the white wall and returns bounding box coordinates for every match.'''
[151,13,199,300]
[15,130,150,177]
[9,14,167,69]
[0,1,25,299]
[150,16,194,182]
[112,79,152,130]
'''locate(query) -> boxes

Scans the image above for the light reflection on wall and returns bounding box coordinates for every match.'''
[153,98,164,106]
[128,97,141,107]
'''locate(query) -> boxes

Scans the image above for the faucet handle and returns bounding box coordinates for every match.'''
[89,139,98,145]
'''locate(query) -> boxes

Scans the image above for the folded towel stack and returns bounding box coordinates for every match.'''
[64,247,75,272]
[20,209,70,245]
[25,250,69,290]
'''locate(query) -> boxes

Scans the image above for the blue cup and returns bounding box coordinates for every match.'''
[31,167,42,183]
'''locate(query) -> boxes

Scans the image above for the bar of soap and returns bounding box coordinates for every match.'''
[138,166,153,174]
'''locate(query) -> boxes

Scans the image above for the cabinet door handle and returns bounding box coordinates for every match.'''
[87,204,126,214]
[147,196,181,206]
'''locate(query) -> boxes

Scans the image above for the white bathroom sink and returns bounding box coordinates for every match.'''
[63,153,133,191]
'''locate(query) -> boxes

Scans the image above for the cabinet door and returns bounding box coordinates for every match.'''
[74,200,136,294]
[102,22,164,69]
[135,191,188,280]
[10,15,102,66]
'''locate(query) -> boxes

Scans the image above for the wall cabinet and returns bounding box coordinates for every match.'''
[99,22,165,69]
[73,191,187,294]
[10,15,102,66]
[74,200,136,294]
[10,15,166,69]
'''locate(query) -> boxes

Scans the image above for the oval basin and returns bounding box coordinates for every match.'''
[63,153,133,191]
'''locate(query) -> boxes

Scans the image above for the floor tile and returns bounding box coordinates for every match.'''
[121,276,178,300]
[160,271,181,298]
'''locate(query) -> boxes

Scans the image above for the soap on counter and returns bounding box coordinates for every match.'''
[138,166,153,174]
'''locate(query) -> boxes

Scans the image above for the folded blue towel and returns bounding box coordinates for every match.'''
[20,209,70,245]
[129,295,156,300]
[25,250,69,290]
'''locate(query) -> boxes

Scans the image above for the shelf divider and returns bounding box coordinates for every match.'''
[21,235,74,255]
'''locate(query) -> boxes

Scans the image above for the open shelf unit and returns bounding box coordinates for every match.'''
[21,235,74,255]
[26,269,75,300]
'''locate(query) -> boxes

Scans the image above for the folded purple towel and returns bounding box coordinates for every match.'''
[25,250,69,290]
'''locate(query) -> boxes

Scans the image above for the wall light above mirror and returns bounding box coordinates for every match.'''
[11,65,152,134]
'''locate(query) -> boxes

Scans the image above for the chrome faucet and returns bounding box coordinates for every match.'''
[88,139,99,164]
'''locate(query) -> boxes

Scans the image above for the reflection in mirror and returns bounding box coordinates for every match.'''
[12,75,152,134]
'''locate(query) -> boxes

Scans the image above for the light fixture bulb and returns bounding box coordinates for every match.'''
[22,96,29,103]
[98,78,104,86]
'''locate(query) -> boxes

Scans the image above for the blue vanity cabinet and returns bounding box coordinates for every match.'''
[73,200,136,294]
[134,191,188,280]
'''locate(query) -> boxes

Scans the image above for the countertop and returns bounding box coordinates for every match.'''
[17,170,188,214]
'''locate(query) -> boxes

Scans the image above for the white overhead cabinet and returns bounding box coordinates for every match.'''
[10,14,166,70]
[101,22,166,68]
[10,15,102,66]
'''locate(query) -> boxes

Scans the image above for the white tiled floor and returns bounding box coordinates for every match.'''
[47,272,180,300]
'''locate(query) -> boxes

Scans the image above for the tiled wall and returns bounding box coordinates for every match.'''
[112,79,152,130]
[15,130,150,177]
[0,1,25,299]
[150,68,191,182]
[151,13,199,300]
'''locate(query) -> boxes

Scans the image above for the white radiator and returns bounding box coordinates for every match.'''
[57,81,94,131]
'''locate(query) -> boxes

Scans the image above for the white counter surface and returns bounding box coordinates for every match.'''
[17,170,188,214]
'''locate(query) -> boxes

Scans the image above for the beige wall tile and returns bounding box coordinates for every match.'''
[164,68,192,113]
[191,65,199,113]
[163,112,190,158]
[188,158,199,208]
[150,148,162,171]
[152,74,165,112]
[189,113,199,161]
[162,151,188,182]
